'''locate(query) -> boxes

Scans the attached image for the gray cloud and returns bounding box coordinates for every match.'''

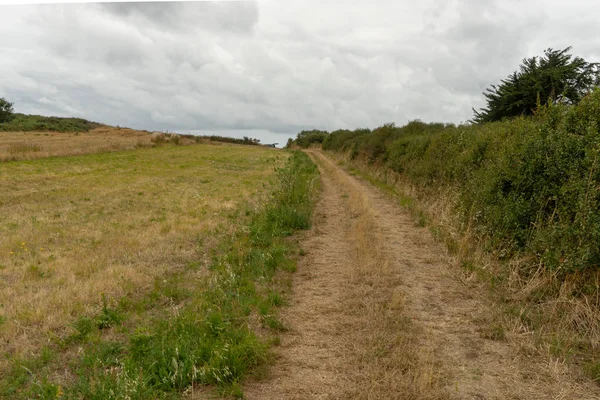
[100,1,258,34]
[0,1,599,144]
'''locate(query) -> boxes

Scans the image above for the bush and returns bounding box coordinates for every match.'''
[294,129,329,148]
[322,128,370,152]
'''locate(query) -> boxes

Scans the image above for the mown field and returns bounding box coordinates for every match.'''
[0,141,318,398]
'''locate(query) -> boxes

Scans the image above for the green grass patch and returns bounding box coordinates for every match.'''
[585,361,600,382]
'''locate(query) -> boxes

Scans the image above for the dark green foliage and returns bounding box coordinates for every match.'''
[293,129,329,148]
[473,47,600,123]
[361,123,396,162]
[322,128,370,150]
[318,120,452,164]
[0,113,100,132]
[0,97,15,123]
[242,136,261,145]
[321,88,600,278]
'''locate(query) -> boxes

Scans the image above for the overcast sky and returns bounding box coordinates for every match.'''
[1,1,599,144]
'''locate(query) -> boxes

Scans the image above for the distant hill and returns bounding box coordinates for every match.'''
[0,113,102,132]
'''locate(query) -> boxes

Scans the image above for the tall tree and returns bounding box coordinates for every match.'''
[473,47,600,123]
[0,97,14,123]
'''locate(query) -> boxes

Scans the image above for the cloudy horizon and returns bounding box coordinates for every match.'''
[1,0,599,144]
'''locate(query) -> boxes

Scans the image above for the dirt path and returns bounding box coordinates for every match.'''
[244,150,600,399]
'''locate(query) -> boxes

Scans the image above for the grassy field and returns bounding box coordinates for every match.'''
[0,142,302,397]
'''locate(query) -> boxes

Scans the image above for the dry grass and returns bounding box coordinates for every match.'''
[0,126,204,162]
[7,142,42,154]
[311,151,446,399]
[0,143,287,377]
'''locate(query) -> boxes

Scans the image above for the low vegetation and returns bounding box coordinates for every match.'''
[0,113,101,132]
[0,143,318,398]
[291,88,600,372]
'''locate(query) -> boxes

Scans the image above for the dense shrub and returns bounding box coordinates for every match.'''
[322,128,370,152]
[294,129,329,148]
[304,88,600,276]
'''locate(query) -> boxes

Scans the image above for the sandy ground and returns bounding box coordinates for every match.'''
[243,150,600,400]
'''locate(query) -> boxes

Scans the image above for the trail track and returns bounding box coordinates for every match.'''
[244,150,600,399]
